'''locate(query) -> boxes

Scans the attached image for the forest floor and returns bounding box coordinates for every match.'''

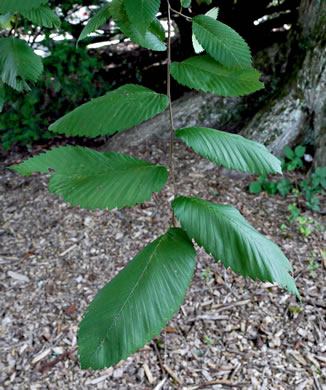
[1,138,325,390]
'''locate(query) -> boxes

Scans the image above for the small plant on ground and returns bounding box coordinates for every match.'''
[249,145,326,211]
[297,215,313,238]
[200,267,213,281]
[6,0,299,370]
[280,145,306,171]
[287,203,301,224]
[285,203,321,238]
[307,252,319,276]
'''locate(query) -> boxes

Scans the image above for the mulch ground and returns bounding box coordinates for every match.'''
[1,138,325,390]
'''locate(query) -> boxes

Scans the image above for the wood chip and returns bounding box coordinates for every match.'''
[7,271,30,282]
[163,364,182,385]
[59,244,77,257]
[31,348,51,365]
[288,350,308,366]
[143,363,154,384]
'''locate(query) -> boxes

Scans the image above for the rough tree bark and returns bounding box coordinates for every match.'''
[241,0,326,166]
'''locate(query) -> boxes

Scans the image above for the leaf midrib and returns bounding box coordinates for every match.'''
[194,18,243,68]
[91,233,167,361]
[54,163,162,178]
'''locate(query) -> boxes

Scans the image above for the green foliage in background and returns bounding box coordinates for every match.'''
[8,0,300,371]
[249,146,326,211]
[1,40,108,149]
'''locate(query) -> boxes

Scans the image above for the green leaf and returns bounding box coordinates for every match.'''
[283,146,294,160]
[192,8,219,54]
[171,55,264,97]
[249,181,262,194]
[78,227,196,369]
[77,3,111,44]
[181,0,192,7]
[263,181,278,195]
[277,178,292,196]
[49,84,169,137]
[124,0,160,36]
[149,17,165,42]
[21,5,61,29]
[10,146,168,210]
[0,83,4,112]
[0,37,43,92]
[172,196,300,298]
[111,0,166,51]
[294,145,306,158]
[0,0,47,13]
[175,127,282,175]
[193,15,251,69]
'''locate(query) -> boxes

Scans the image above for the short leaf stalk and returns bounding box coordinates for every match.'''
[7,0,301,371]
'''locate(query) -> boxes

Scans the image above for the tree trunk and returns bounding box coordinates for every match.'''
[240,0,326,166]
[102,92,239,153]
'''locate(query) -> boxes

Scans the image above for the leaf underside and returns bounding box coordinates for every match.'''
[78,227,196,369]
[10,146,168,210]
[193,15,251,69]
[21,6,61,29]
[49,84,169,137]
[0,0,47,13]
[78,3,111,44]
[124,0,160,35]
[171,55,264,97]
[0,37,43,91]
[111,0,166,51]
[172,196,300,298]
[175,127,282,175]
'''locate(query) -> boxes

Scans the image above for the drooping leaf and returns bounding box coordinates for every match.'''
[175,127,282,175]
[77,3,111,44]
[124,0,160,35]
[192,8,219,54]
[172,196,300,298]
[0,37,43,92]
[193,15,251,69]
[149,17,165,42]
[0,0,47,13]
[111,0,166,51]
[181,0,192,7]
[21,5,61,29]
[78,227,196,369]
[10,146,168,210]
[49,84,169,137]
[171,55,264,97]
[0,83,5,112]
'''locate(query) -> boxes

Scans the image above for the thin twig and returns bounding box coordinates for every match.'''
[151,340,166,375]
[14,13,19,36]
[169,6,192,21]
[163,364,183,385]
[167,1,177,226]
